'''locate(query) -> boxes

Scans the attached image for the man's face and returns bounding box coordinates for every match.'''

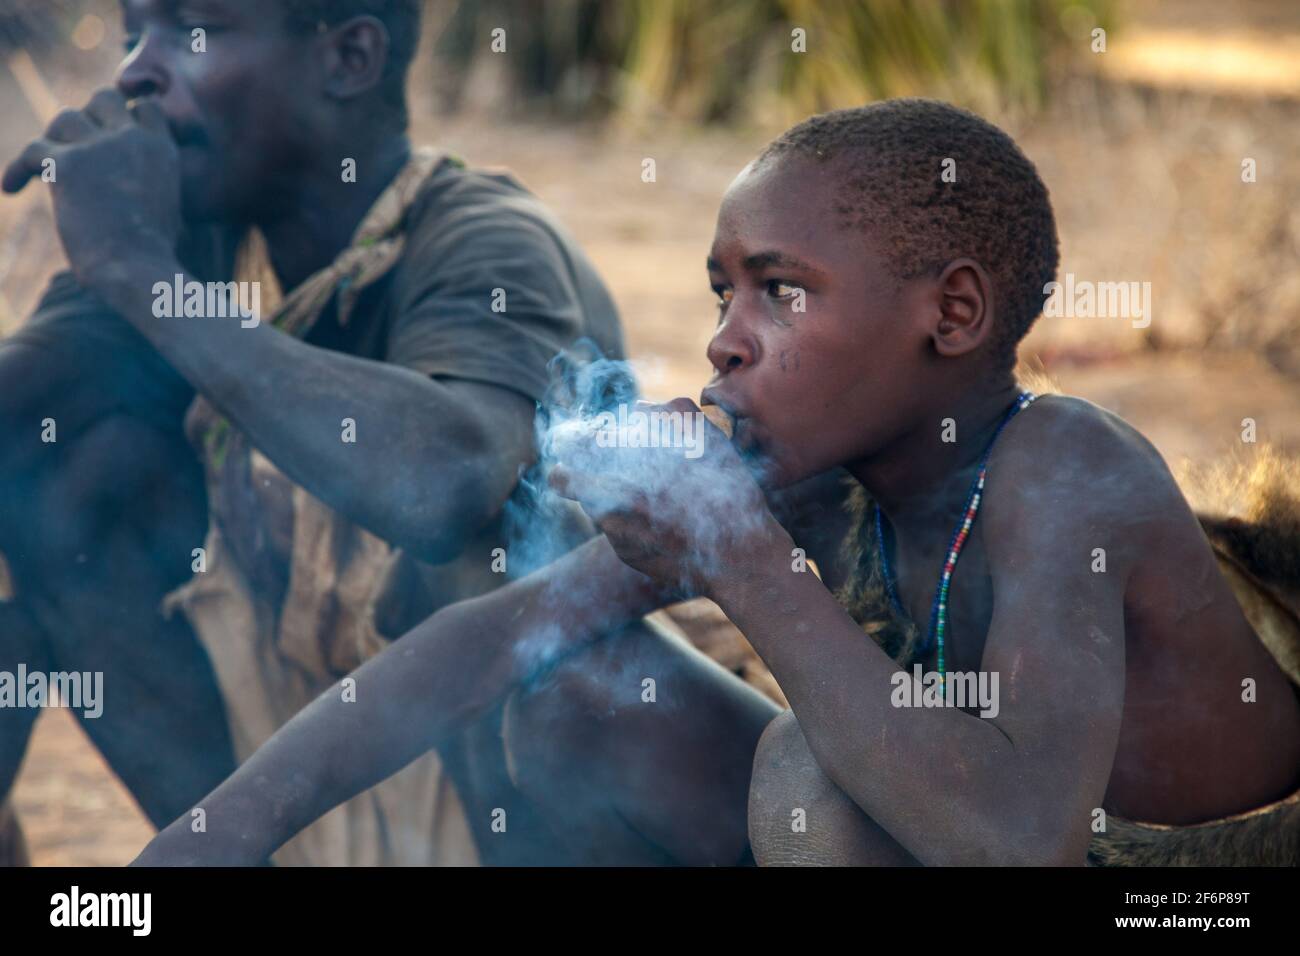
[702,154,935,489]
[115,0,319,222]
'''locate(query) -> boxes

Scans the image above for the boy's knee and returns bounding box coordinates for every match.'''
[750,710,813,816]
[754,709,807,774]
[502,624,676,803]
[749,710,918,866]
[502,657,611,798]
[502,626,771,865]
[749,710,833,865]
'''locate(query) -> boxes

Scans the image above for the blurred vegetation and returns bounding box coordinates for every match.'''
[430,0,1116,124]
[3,1,1115,123]
[0,0,79,55]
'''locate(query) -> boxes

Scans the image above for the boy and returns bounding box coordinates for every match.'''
[132,99,1300,866]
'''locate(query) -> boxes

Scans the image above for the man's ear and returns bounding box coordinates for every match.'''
[320,16,389,103]
[931,257,995,358]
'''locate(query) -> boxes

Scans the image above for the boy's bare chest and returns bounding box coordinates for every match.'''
[892,526,996,676]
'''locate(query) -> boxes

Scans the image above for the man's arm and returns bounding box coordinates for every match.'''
[130,533,666,865]
[91,253,535,563]
[709,414,1135,865]
[4,90,562,563]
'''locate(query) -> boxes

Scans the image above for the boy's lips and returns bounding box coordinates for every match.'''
[700,397,738,432]
[699,388,741,419]
[701,390,761,452]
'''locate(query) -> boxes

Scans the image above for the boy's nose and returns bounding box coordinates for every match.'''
[707,316,757,374]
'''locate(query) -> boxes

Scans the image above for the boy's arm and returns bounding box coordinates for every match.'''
[708,417,1136,865]
[130,535,663,866]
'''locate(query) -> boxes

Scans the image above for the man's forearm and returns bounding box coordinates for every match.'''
[90,256,513,559]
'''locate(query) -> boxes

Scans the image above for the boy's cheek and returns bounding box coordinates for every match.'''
[746,424,833,489]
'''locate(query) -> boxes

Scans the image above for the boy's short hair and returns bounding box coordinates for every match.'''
[280,0,421,128]
[760,99,1059,370]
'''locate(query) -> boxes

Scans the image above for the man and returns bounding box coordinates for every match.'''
[1,0,623,865]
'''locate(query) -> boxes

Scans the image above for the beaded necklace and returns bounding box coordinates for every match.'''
[874,392,1036,690]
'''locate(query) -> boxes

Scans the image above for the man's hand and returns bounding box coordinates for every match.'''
[549,397,784,597]
[2,88,181,286]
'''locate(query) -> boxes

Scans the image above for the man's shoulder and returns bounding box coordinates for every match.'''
[388,150,623,356]
[404,153,567,249]
[392,151,602,301]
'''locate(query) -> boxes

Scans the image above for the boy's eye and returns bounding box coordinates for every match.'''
[713,286,734,309]
[767,280,803,299]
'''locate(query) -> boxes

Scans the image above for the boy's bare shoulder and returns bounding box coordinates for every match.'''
[983,393,1189,555]
[997,393,1174,485]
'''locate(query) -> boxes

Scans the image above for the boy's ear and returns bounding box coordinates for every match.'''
[931,258,995,358]
[319,16,389,103]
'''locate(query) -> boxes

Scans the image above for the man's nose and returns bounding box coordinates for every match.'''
[115,36,169,100]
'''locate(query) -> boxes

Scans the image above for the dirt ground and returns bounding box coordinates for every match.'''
[4,4,1300,865]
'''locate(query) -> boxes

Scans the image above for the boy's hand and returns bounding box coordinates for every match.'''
[549,397,786,597]
[2,88,182,287]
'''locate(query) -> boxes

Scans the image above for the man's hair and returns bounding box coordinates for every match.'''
[280,1,421,128]
[759,99,1059,370]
